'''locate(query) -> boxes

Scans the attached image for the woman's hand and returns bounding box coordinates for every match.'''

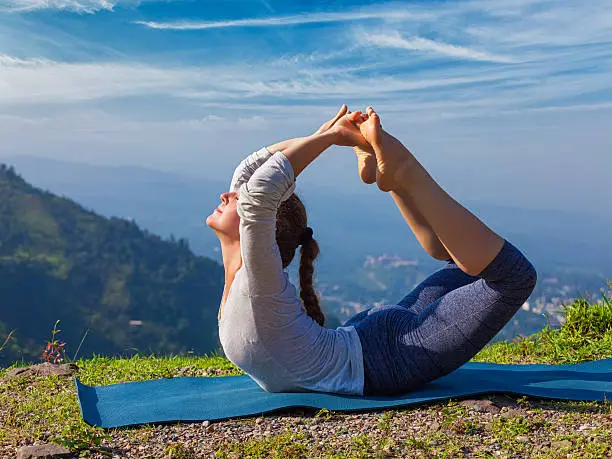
[267,105,349,155]
[313,104,348,135]
[317,108,378,184]
[329,112,370,149]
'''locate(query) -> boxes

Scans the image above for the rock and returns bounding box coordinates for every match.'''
[516,436,530,443]
[460,399,501,414]
[176,366,197,376]
[202,420,210,428]
[487,394,518,408]
[4,363,79,380]
[17,444,73,459]
[499,407,524,418]
[255,418,264,425]
[551,440,572,449]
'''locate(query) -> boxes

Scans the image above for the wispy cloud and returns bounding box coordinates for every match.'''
[0,0,174,14]
[0,53,508,106]
[2,1,612,123]
[362,32,517,64]
[1,0,128,13]
[135,9,424,30]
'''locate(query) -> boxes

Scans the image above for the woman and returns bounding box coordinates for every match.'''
[205,105,537,396]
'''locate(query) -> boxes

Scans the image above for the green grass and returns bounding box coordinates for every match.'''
[0,353,242,454]
[0,287,611,457]
[475,285,612,364]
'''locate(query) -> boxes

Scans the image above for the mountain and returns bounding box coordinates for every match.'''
[0,164,224,368]
[1,156,609,347]
[4,155,611,276]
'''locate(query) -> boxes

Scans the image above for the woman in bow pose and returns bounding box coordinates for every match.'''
[206,105,537,396]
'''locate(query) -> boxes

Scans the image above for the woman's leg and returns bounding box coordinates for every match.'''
[359,109,505,277]
[346,261,477,328]
[389,189,451,261]
[355,238,537,395]
[396,260,479,315]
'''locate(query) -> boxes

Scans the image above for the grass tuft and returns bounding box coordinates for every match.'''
[475,286,612,364]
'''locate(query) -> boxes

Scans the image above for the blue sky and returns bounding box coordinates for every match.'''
[0,0,611,216]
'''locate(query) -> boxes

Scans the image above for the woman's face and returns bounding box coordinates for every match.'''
[206,191,240,240]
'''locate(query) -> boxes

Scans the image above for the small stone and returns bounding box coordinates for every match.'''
[499,407,523,418]
[17,444,73,459]
[5,363,79,381]
[551,440,572,449]
[516,436,529,443]
[255,418,264,425]
[460,399,501,414]
[202,420,210,428]
[205,424,215,433]
[429,420,440,431]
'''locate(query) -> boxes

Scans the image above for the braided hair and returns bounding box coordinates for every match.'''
[275,193,325,326]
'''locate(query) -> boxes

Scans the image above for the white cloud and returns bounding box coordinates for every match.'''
[0,53,514,106]
[135,9,425,30]
[0,0,130,13]
[2,0,612,126]
[362,32,517,64]
[0,55,197,103]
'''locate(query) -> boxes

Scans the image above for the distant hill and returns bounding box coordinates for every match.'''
[4,155,611,276]
[0,164,224,368]
[1,156,609,350]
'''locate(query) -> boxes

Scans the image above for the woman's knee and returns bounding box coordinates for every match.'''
[490,256,537,304]
[482,240,537,302]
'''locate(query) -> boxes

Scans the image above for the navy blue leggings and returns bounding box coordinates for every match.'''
[347,239,537,395]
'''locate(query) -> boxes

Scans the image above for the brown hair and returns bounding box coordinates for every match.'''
[276,193,325,326]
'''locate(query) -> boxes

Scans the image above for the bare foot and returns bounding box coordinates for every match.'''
[357,107,414,192]
[353,145,377,184]
[356,107,395,192]
[341,111,376,184]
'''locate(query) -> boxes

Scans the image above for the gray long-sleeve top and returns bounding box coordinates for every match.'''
[219,147,364,395]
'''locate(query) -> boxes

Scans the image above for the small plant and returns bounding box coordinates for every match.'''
[163,442,197,459]
[40,320,67,364]
[55,422,110,453]
[314,407,334,420]
[377,410,394,432]
[0,329,15,354]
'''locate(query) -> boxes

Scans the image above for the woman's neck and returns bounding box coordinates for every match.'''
[218,238,241,321]
[220,239,242,281]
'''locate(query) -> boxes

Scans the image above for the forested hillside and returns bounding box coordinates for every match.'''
[0,164,224,367]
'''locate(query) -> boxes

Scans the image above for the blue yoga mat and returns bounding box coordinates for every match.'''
[76,359,612,428]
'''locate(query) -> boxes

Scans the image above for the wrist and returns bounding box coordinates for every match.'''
[323,128,342,145]
[311,130,337,146]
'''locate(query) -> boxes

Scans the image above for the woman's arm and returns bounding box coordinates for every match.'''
[266,137,308,155]
[229,105,349,192]
[283,113,369,178]
[281,132,336,178]
[237,122,357,297]
[237,151,296,297]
